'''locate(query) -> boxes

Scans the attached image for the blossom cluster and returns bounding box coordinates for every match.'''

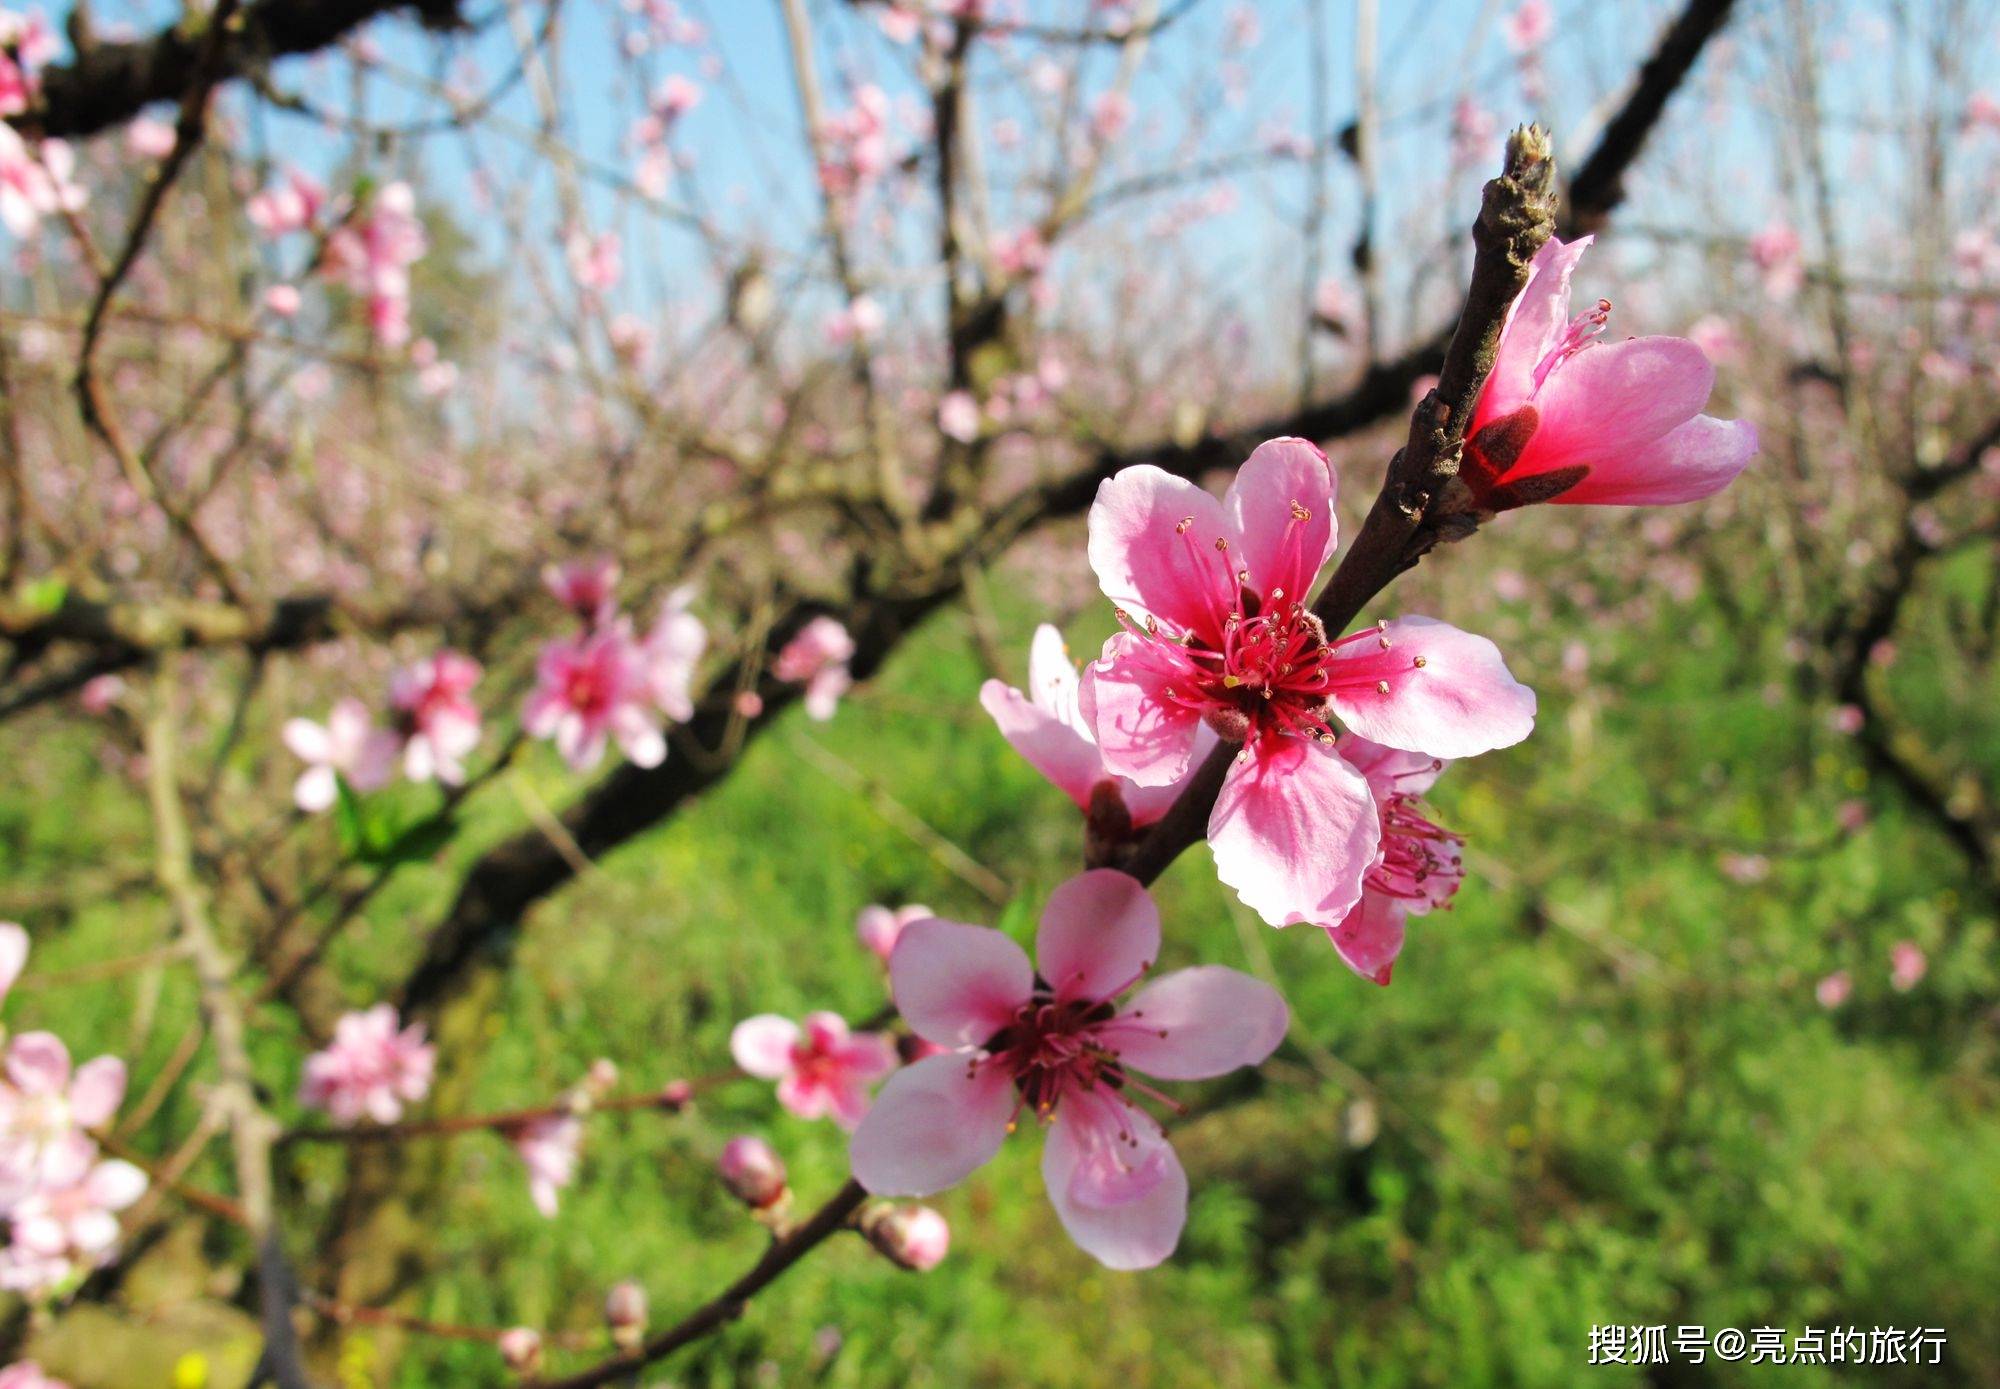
[524,558,706,772]
[0,926,147,1300]
[284,649,484,811]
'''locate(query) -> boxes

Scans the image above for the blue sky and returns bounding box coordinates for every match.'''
[62,1,2000,366]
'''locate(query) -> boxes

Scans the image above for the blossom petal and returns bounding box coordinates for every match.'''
[1223,437,1337,604]
[979,679,1103,810]
[1324,891,1407,985]
[1325,616,1536,759]
[849,1053,1016,1196]
[1077,632,1203,788]
[1040,1089,1188,1270]
[1087,465,1236,645]
[1025,624,1085,728]
[890,919,1033,1048]
[1208,737,1378,927]
[5,1032,70,1095]
[0,922,29,1004]
[1100,966,1288,1079]
[728,1015,800,1080]
[1481,234,1592,421]
[1335,731,1446,799]
[294,765,339,814]
[68,1056,127,1128]
[1551,413,1758,506]
[1034,870,1160,1004]
[1529,335,1716,468]
[282,718,331,764]
[1119,721,1223,826]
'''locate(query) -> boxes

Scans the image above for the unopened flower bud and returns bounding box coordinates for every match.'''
[585,1057,620,1096]
[660,1078,693,1109]
[860,1202,950,1271]
[718,1135,787,1209]
[498,1327,542,1376]
[604,1280,648,1351]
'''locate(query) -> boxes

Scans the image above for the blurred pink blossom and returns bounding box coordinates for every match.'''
[524,623,667,771]
[855,903,934,962]
[390,650,483,786]
[773,616,856,721]
[283,697,399,812]
[730,1012,895,1129]
[298,1004,436,1126]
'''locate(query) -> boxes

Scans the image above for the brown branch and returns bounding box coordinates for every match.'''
[10,0,466,141]
[1561,0,1739,238]
[530,1179,869,1389]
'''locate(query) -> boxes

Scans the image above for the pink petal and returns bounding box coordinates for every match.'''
[849,1053,1016,1196]
[1528,335,1715,469]
[1025,624,1085,726]
[85,1158,147,1211]
[1077,632,1203,788]
[1325,616,1536,758]
[1100,966,1288,1079]
[1087,465,1237,645]
[0,922,29,1004]
[1335,731,1445,798]
[1034,869,1159,1004]
[1208,737,1378,927]
[776,1072,833,1122]
[1116,722,1224,826]
[1323,891,1407,985]
[728,1015,801,1080]
[1040,1089,1187,1270]
[281,717,332,764]
[67,1056,126,1128]
[1480,234,1591,422]
[294,765,338,814]
[979,679,1103,809]
[5,1033,70,1095]
[890,919,1032,1048]
[1550,413,1758,506]
[1222,437,1337,605]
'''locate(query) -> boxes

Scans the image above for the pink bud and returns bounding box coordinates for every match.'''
[604,1280,648,1349]
[861,1203,949,1271]
[717,1135,787,1209]
[497,1327,542,1375]
[660,1078,693,1109]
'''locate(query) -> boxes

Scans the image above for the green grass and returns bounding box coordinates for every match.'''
[4,522,1997,1387]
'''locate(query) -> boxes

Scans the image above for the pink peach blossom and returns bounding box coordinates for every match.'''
[283,698,400,813]
[938,389,981,443]
[1816,970,1852,1009]
[0,1363,69,1389]
[855,903,934,962]
[524,623,667,772]
[512,1113,582,1217]
[125,117,176,159]
[543,556,621,624]
[1463,237,1758,509]
[325,181,427,347]
[298,1004,435,1126]
[850,871,1287,1269]
[0,1033,128,1206]
[773,616,856,721]
[640,586,706,723]
[0,1154,146,1294]
[717,1134,787,1207]
[246,169,326,237]
[1320,734,1464,985]
[730,1012,896,1129]
[565,228,622,292]
[1079,439,1534,931]
[980,624,1216,836]
[1889,940,1926,992]
[389,650,483,786]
